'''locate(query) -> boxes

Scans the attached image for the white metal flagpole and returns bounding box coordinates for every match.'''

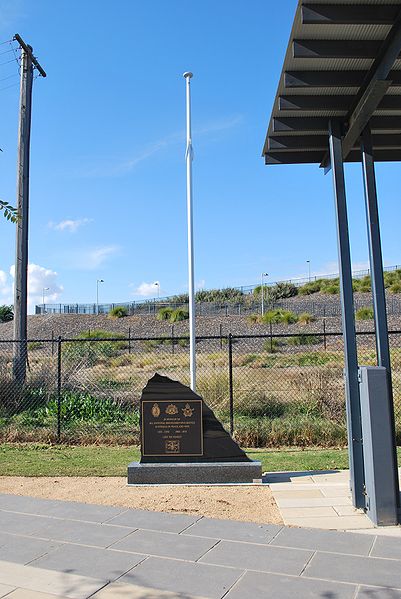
[183,71,196,391]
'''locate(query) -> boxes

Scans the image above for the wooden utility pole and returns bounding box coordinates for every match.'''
[13,34,46,383]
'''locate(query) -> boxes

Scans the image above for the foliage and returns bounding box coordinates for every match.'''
[0,200,18,223]
[108,306,128,318]
[63,330,126,366]
[298,312,315,325]
[261,309,298,325]
[156,307,189,323]
[353,276,371,293]
[41,392,137,425]
[287,334,323,346]
[156,307,174,321]
[268,282,298,302]
[389,283,401,294]
[298,281,323,296]
[170,307,189,322]
[0,305,13,323]
[195,287,245,303]
[355,306,374,320]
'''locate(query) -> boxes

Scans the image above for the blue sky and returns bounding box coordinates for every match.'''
[0,0,399,311]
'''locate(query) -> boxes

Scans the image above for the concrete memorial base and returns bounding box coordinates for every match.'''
[128,460,262,485]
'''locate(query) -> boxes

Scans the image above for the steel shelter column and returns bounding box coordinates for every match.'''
[360,125,400,509]
[329,119,365,508]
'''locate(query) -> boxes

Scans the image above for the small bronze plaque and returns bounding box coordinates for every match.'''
[142,399,203,457]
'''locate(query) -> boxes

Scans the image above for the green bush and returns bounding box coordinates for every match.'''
[322,284,339,295]
[355,307,374,320]
[108,306,128,318]
[268,282,298,302]
[298,281,322,296]
[63,330,126,365]
[195,287,245,303]
[298,312,315,324]
[287,334,322,346]
[0,305,13,323]
[39,392,137,425]
[389,282,401,294]
[157,307,174,321]
[261,309,298,325]
[170,307,189,322]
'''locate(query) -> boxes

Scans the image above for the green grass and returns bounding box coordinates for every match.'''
[2,443,400,476]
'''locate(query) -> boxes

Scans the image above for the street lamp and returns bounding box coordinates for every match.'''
[42,287,49,313]
[261,272,268,316]
[96,279,104,315]
[307,260,311,282]
[154,281,160,300]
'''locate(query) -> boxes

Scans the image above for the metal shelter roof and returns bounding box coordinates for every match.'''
[263,0,401,165]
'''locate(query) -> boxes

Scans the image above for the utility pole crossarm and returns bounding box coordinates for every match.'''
[13,34,46,77]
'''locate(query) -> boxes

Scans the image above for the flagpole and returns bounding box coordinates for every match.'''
[183,71,196,391]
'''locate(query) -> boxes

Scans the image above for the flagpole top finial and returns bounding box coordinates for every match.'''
[183,71,193,79]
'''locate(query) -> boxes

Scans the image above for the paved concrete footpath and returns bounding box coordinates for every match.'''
[0,494,401,597]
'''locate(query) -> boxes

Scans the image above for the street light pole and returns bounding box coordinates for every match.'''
[307,260,311,282]
[184,71,196,391]
[96,279,104,315]
[261,272,268,316]
[154,281,160,300]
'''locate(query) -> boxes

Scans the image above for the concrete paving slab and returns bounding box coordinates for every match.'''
[119,556,243,599]
[352,528,401,537]
[224,571,357,599]
[270,527,375,555]
[92,581,208,598]
[0,511,49,536]
[0,533,61,565]
[284,515,374,530]
[275,497,352,508]
[333,505,365,516]
[304,552,401,589]
[357,587,401,598]
[279,506,338,518]
[272,490,324,499]
[110,529,217,561]
[199,539,313,575]
[106,509,199,533]
[0,495,124,524]
[30,543,146,581]
[0,584,16,598]
[182,517,282,544]
[370,537,401,560]
[0,560,106,599]
[5,590,70,599]
[29,518,134,548]
[319,487,350,498]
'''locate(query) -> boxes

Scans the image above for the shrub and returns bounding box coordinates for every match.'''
[268,282,298,302]
[195,287,244,303]
[389,283,401,294]
[108,306,128,318]
[355,307,374,320]
[298,281,322,296]
[322,284,339,295]
[298,312,315,325]
[63,330,126,365]
[170,308,189,322]
[247,314,259,324]
[353,276,371,293]
[157,307,174,321]
[261,309,298,325]
[263,339,283,354]
[287,334,322,346]
[0,305,13,323]
[40,391,137,424]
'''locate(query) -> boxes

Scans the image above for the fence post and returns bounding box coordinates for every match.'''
[57,336,62,443]
[228,333,234,436]
[171,325,175,355]
[51,330,54,356]
[323,319,327,351]
[128,327,131,354]
[225,304,228,317]
[219,324,223,349]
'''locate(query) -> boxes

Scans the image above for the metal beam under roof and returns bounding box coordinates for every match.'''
[263,0,401,165]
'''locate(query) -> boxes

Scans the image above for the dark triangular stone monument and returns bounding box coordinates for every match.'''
[128,373,262,484]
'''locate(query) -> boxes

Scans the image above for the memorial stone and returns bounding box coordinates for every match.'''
[128,373,262,484]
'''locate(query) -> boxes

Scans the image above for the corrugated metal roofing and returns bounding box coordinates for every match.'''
[263,0,401,165]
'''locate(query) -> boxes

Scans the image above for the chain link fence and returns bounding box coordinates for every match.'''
[0,331,400,448]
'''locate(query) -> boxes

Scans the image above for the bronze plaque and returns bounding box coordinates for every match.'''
[141,399,203,457]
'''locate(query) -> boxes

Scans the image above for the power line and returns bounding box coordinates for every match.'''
[0,82,19,93]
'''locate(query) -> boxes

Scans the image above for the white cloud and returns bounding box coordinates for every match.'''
[82,245,120,270]
[49,218,92,233]
[133,281,160,297]
[1,263,64,313]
